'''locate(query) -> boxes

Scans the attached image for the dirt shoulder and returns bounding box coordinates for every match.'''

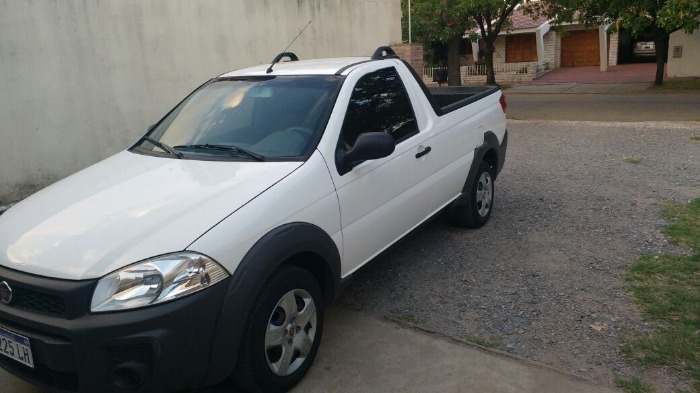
[339,120,700,392]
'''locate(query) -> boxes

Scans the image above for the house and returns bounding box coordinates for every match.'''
[459,6,619,83]
[667,26,700,78]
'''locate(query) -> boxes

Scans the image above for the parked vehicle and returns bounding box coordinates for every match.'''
[633,40,656,58]
[0,46,507,393]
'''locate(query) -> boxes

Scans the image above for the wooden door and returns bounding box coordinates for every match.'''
[561,30,600,67]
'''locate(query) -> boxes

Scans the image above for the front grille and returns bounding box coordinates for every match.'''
[0,265,96,320]
[11,286,67,318]
[0,353,78,391]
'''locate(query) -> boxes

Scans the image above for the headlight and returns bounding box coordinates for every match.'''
[91,252,229,312]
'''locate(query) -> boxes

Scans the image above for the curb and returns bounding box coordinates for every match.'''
[503,82,652,95]
[382,313,605,386]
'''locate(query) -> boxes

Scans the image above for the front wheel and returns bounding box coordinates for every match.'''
[232,266,324,393]
[453,160,495,228]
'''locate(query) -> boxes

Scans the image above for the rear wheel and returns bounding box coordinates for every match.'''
[454,160,495,228]
[232,266,324,393]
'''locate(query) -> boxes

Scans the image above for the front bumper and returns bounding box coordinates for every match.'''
[0,265,231,392]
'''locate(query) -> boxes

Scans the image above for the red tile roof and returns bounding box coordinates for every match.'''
[509,7,549,30]
[467,4,549,34]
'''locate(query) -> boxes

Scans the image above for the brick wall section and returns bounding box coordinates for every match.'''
[460,74,535,84]
[391,43,424,74]
[464,62,537,84]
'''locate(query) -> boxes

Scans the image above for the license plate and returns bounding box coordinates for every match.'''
[0,326,34,368]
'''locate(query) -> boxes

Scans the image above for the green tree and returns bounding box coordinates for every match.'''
[405,0,475,85]
[465,0,524,85]
[405,0,527,86]
[536,0,700,85]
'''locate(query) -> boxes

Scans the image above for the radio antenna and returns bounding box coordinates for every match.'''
[266,20,312,74]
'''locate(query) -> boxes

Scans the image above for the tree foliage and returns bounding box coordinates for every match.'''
[464,0,524,84]
[535,0,700,85]
[405,0,526,85]
[535,0,700,35]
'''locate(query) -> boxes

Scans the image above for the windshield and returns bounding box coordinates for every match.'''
[134,75,341,160]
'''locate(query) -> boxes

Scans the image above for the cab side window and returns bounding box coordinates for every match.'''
[340,67,418,148]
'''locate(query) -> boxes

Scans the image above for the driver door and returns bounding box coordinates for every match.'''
[328,65,435,276]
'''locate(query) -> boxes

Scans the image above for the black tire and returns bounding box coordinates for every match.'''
[232,266,324,393]
[454,160,495,228]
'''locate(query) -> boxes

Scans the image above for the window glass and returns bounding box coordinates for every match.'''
[340,67,418,148]
[138,76,341,160]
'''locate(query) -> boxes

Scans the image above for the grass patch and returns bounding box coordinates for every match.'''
[465,334,500,349]
[691,136,700,141]
[624,198,700,391]
[649,79,700,91]
[615,376,655,393]
[622,156,643,164]
[396,313,417,323]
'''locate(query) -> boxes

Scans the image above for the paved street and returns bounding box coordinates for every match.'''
[505,84,700,121]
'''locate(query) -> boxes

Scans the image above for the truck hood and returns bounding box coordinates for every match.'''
[0,151,302,280]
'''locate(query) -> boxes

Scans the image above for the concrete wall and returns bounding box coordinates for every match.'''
[0,0,401,201]
[667,29,700,77]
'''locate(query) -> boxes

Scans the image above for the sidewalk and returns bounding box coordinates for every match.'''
[293,307,619,393]
[505,82,651,94]
[533,63,657,84]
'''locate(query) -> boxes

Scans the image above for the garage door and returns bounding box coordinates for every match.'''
[561,30,599,67]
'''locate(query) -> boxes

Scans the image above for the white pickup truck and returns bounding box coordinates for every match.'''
[0,47,506,393]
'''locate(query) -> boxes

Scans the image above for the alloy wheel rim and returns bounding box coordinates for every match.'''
[476,172,493,217]
[264,288,317,376]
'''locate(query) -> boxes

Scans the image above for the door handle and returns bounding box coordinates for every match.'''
[415,146,432,159]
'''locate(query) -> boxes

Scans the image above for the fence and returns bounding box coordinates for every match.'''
[424,61,551,84]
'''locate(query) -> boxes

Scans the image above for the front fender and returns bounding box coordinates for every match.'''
[203,222,340,385]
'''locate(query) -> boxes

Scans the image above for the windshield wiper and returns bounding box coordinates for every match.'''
[141,136,183,159]
[173,144,265,161]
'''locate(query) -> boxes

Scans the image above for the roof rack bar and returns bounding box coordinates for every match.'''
[371,46,399,60]
[270,52,299,64]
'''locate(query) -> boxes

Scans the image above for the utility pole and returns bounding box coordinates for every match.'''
[408,0,412,44]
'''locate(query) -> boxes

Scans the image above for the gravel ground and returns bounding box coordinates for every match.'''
[339,120,700,392]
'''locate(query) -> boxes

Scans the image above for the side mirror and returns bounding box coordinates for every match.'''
[336,132,395,175]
